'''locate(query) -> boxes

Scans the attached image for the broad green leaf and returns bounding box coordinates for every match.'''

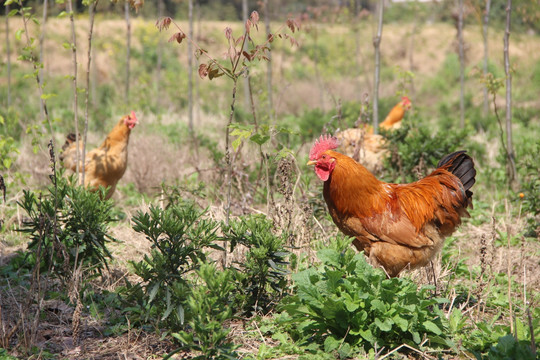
[3,158,12,169]
[230,128,251,151]
[325,270,343,293]
[323,336,341,353]
[250,133,270,146]
[317,248,341,267]
[374,317,393,332]
[231,137,242,151]
[393,315,409,332]
[344,298,359,312]
[15,29,24,41]
[358,328,375,343]
[371,299,386,313]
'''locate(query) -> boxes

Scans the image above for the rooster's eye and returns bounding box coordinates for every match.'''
[322,155,326,160]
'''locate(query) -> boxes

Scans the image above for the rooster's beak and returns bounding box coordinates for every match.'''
[307,160,317,166]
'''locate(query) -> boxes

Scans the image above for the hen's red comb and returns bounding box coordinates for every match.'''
[401,96,411,106]
[309,134,339,160]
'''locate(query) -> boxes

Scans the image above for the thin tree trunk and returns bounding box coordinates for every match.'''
[83,0,99,185]
[372,0,384,134]
[503,0,517,187]
[223,79,239,267]
[188,0,194,133]
[91,44,97,109]
[458,0,465,128]
[156,0,164,108]
[67,0,80,181]
[125,1,131,107]
[354,6,371,98]
[242,0,250,109]
[39,0,48,116]
[264,0,273,122]
[19,4,54,147]
[313,27,325,112]
[482,0,492,116]
[195,1,201,123]
[5,5,11,108]
[408,21,418,97]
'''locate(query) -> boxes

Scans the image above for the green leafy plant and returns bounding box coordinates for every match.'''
[170,263,239,360]
[485,334,537,360]
[383,122,470,183]
[123,201,221,331]
[224,214,289,314]
[280,237,452,357]
[17,172,116,283]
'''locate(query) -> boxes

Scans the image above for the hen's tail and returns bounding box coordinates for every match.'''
[437,150,476,200]
[59,133,82,171]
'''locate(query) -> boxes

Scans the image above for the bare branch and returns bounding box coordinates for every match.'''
[372,0,384,134]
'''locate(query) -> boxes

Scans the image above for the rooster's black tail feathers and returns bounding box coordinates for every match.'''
[438,150,476,199]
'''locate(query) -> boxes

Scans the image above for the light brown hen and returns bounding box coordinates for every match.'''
[336,96,412,173]
[60,112,138,199]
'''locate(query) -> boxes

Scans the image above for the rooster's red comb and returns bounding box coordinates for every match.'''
[309,134,339,160]
[401,96,411,106]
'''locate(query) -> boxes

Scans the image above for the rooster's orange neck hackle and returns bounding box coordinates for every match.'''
[308,134,387,217]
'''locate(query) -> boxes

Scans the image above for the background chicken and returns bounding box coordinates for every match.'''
[307,134,476,277]
[60,112,138,199]
[336,96,412,173]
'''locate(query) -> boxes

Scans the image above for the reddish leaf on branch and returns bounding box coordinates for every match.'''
[287,18,300,33]
[169,31,186,44]
[250,11,260,24]
[208,67,224,80]
[224,27,233,40]
[235,36,245,47]
[245,19,252,34]
[156,17,172,31]
[195,48,207,60]
[198,64,209,79]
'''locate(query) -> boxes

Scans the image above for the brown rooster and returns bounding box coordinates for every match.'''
[336,96,412,173]
[60,112,138,199]
[307,135,475,277]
